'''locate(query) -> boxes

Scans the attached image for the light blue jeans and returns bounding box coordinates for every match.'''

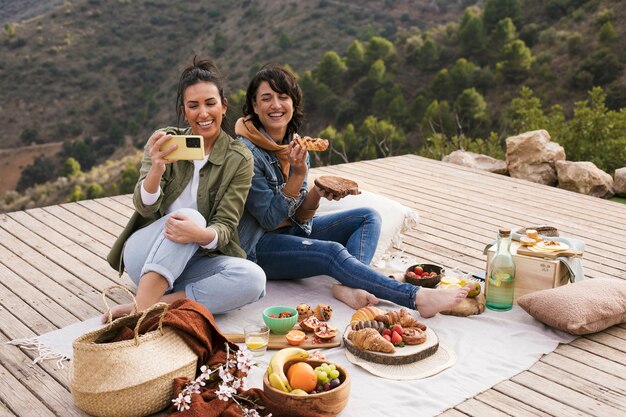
[255,207,419,309]
[123,208,266,314]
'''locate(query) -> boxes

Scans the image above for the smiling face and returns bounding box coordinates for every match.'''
[252,81,294,142]
[182,81,227,145]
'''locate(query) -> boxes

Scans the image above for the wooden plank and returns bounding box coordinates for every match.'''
[454,398,513,417]
[474,389,551,417]
[0,361,58,417]
[0,230,98,321]
[530,361,626,410]
[41,205,117,248]
[569,337,625,366]
[605,326,626,340]
[5,211,129,304]
[493,380,590,417]
[541,353,626,395]
[76,199,129,228]
[92,196,134,218]
[0,336,87,417]
[512,371,623,417]
[554,345,626,379]
[0,400,18,417]
[584,332,626,353]
[438,409,469,417]
[59,202,124,237]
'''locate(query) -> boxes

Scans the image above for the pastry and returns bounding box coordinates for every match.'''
[314,175,360,198]
[349,306,386,325]
[375,309,426,330]
[296,303,313,321]
[295,136,329,151]
[520,236,537,246]
[313,304,333,321]
[401,327,428,345]
[348,328,395,353]
[526,229,539,240]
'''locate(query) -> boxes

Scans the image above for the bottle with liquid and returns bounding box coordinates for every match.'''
[486,228,515,311]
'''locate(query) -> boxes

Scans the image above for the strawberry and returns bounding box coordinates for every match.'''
[391,324,403,335]
[391,331,403,345]
[383,334,392,343]
[382,328,392,337]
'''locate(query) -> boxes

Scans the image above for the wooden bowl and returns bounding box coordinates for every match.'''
[262,359,350,417]
[405,263,443,288]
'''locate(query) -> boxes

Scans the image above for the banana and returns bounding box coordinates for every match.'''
[267,347,309,392]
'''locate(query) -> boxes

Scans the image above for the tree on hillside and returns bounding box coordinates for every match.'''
[344,40,367,77]
[314,51,347,90]
[63,157,81,178]
[496,39,533,83]
[431,69,452,101]
[419,39,440,71]
[458,7,486,60]
[364,36,396,66]
[449,58,481,98]
[421,100,456,138]
[20,127,42,145]
[455,88,488,136]
[483,0,522,34]
[17,156,57,192]
[358,116,406,159]
[489,18,517,58]
[598,21,617,46]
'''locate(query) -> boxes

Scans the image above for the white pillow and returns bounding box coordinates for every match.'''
[315,190,419,263]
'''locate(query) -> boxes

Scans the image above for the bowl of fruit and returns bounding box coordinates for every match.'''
[263,350,350,417]
[404,263,443,288]
[263,306,298,335]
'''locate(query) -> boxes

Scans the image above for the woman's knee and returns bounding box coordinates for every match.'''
[171,208,206,227]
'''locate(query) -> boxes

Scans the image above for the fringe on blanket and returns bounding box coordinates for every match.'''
[7,338,69,369]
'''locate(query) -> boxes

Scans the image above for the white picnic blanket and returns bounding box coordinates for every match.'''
[10,275,576,417]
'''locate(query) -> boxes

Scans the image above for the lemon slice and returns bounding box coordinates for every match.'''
[442,283,462,289]
[440,276,460,286]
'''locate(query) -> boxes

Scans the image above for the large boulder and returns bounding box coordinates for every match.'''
[442,150,508,174]
[506,130,565,186]
[614,167,626,197]
[555,160,615,198]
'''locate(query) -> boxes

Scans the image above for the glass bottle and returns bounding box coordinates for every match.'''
[486,228,515,311]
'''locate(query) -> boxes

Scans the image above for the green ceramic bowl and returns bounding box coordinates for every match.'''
[262,306,298,335]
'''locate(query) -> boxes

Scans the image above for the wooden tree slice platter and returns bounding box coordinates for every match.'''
[343,325,439,365]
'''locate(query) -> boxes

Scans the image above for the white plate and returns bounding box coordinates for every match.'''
[534,240,569,251]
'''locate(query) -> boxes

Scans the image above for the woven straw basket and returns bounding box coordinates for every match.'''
[71,287,197,417]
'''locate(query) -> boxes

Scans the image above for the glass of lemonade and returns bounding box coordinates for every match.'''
[244,324,270,356]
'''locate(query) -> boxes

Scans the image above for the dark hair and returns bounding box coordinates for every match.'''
[242,64,303,137]
[176,56,233,136]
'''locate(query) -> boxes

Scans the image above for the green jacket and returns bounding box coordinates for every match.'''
[107,127,254,275]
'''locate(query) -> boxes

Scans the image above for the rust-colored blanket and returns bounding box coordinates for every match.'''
[112,299,323,417]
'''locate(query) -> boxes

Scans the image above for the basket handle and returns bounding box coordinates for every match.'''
[133,302,170,346]
[101,285,139,325]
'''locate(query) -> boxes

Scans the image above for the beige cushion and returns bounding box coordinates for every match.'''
[517,278,626,335]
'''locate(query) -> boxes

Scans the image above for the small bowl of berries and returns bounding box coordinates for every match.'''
[404,263,443,288]
[263,306,298,334]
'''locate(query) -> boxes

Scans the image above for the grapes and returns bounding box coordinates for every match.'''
[313,363,342,391]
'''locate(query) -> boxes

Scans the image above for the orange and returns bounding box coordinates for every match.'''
[285,330,306,346]
[287,362,317,393]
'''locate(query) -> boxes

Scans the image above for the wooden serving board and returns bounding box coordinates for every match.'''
[224,328,342,350]
[343,326,439,365]
[516,246,583,259]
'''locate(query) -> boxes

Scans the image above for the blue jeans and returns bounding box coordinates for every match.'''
[255,207,418,309]
[123,208,266,314]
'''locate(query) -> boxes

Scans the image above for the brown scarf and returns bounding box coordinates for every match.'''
[235,116,292,181]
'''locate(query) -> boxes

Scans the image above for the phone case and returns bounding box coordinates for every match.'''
[160,135,205,160]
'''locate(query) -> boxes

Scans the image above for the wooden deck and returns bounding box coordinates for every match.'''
[1,154,625,417]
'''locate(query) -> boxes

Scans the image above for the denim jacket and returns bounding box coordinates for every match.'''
[236,134,312,261]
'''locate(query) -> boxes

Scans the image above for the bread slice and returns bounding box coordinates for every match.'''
[314,175,360,198]
[296,136,329,151]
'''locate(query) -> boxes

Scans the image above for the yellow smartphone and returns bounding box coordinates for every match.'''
[159,135,205,160]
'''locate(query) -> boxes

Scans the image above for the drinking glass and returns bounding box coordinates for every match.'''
[244,324,270,356]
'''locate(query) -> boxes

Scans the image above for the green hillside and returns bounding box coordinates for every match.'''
[1,0,625,212]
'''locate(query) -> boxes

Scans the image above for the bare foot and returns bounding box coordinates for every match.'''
[414,285,471,318]
[100,302,135,324]
[332,284,379,309]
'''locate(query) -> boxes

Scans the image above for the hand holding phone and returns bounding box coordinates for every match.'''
[159,135,205,160]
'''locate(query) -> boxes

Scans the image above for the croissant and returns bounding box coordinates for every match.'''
[349,306,385,325]
[350,320,387,333]
[375,308,427,330]
[348,328,395,353]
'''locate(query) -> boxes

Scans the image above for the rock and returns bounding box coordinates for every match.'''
[615,167,626,197]
[555,160,615,198]
[506,130,565,186]
[442,150,508,174]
